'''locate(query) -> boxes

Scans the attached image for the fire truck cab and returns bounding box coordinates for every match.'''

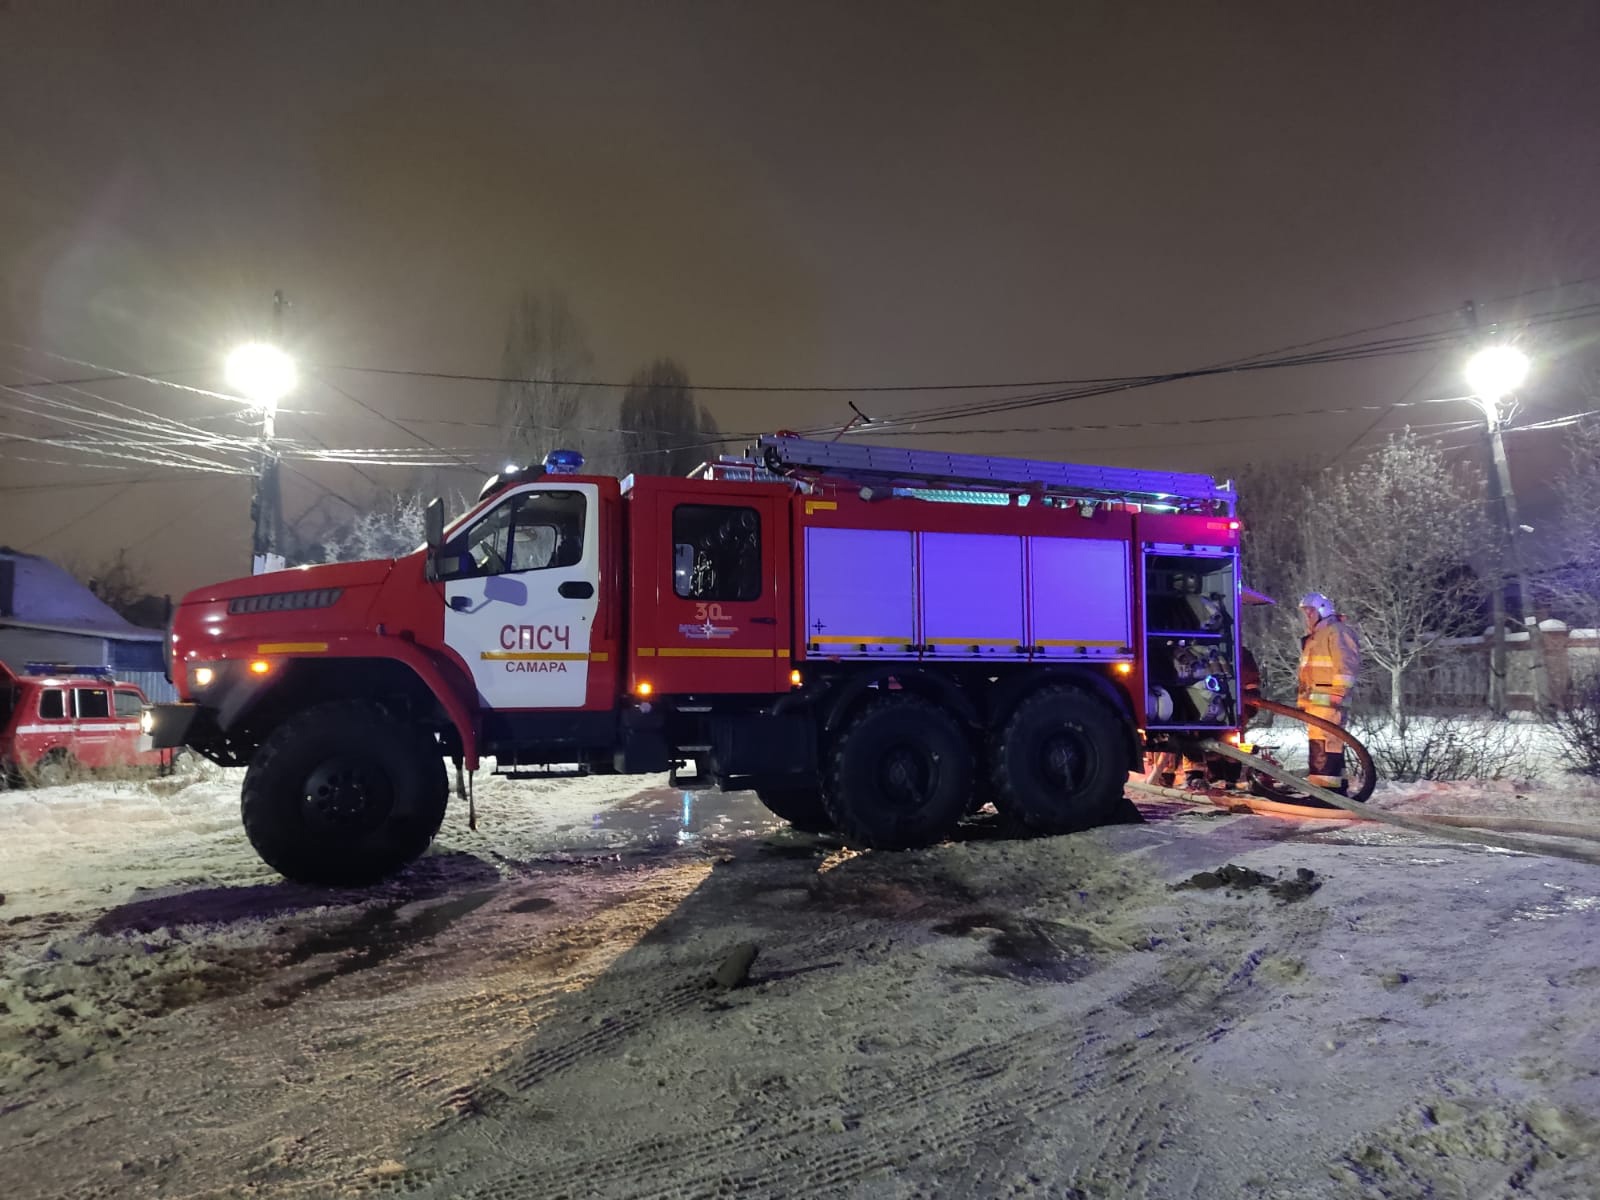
[144,434,1244,885]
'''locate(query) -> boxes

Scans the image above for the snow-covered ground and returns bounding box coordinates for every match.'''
[4,752,1600,1199]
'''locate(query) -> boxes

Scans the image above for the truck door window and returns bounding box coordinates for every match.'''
[114,690,143,718]
[75,688,112,719]
[672,504,761,601]
[39,689,66,720]
[448,491,586,579]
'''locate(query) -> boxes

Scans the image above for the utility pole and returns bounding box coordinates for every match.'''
[1464,301,1550,716]
[246,290,288,575]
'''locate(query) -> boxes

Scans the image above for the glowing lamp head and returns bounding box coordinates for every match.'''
[1465,345,1530,403]
[224,343,296,407]
[249,659,271,675]
[193,666,215,687]
[543,448,585,475]
[635,681,653,697]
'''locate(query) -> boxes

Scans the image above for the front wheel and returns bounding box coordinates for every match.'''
[242,701,448,885]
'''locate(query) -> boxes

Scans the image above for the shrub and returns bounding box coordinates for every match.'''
[1350,713,1535,783]
[1551,669,1600,776]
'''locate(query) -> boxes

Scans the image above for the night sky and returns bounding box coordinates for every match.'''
[3,0,1598,598]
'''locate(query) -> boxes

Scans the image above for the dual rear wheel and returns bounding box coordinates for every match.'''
[756,686,1131,850]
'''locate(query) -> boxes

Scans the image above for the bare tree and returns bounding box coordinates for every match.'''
[1233,457,1318,703]
[79,550,148,617]
[1308,430,1488,725]
[494,291,618,466]
[1553,415,1600,629]
[617,358,721,478]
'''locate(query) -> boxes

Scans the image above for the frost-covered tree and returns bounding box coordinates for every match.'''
[1308,430,1488,724]
[318,490,429,563]
[617,358,722,478]
[494,291,619,468]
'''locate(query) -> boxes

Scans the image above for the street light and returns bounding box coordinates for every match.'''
[1465,345,1530,416]
[225,341,296,575]
[225,342,297,408]
[1464,343,1547,715]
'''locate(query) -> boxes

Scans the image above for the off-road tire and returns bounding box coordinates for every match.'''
[823,696,974,850]
[242,700,448,885]
[754,787,834,833]
[29,748,75,788]
[990,686,1129,835]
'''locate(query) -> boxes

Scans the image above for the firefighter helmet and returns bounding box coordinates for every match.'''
[1299,592,1335,620]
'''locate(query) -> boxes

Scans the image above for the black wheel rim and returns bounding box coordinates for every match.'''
[1038,729,1093,794]
[876,740,939,811]
[301,756,395,833]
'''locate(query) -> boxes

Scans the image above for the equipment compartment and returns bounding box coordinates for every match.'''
[1142,550,1238,727]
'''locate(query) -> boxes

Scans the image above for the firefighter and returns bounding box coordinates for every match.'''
[1298,592,1360,793]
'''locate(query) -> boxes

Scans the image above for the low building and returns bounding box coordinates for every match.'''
[0,549,173,702]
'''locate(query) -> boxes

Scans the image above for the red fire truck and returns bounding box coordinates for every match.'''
[143,434,1244,884]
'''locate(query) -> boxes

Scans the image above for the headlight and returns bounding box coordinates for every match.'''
[140,710,156,735]
[193,666,215,687]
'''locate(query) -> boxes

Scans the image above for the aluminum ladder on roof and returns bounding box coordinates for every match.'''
[756,434,1235,512]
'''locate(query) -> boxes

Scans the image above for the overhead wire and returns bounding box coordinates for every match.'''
[310,274,1600,397]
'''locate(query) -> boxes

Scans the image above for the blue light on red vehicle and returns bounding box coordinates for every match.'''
[544,449,585,474]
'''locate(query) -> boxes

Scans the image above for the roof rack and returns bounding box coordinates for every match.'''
[753,434,1234,513]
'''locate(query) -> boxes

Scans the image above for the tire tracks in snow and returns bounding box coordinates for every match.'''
[389,876,1331,1199]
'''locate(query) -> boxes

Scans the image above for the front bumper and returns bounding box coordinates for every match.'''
[140,703,199,751]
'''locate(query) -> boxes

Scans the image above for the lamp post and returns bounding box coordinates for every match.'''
[225,338,297,575]
[1465,344,1549,716]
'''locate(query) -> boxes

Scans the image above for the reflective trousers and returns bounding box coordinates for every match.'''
[1301,699,1347,792]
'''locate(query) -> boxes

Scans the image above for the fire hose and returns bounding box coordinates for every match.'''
[1125,696,1600,868]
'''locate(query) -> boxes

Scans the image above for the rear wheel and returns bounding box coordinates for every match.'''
[823,697,974,850]
[754,786,834,834]
[990,686,1130,835]
[242,700,448,886]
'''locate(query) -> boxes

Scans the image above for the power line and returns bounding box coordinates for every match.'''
[0,473,228,493]
[315,277,1600,396]
[817,299,1600,433]
[21,482,141,550]
[311,371,480,474]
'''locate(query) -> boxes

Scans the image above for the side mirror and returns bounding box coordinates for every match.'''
[424,497,445,580]
[425,497,445,552]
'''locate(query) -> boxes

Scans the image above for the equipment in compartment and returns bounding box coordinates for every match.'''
[1143,550,1238,727]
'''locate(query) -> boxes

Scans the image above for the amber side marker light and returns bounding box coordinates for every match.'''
[635,681,654,697]
[1114,662,1133,675]
[249,660,272,676]
[789,669,802,687]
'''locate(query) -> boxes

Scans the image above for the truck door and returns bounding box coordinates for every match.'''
[72,684,116,768]
[113,687,157,767]
[440,483,601,709]
[647,493,788,693]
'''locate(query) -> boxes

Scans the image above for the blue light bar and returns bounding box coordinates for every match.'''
[544,448,585,474]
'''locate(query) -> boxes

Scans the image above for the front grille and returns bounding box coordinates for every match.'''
[227,588,343,616]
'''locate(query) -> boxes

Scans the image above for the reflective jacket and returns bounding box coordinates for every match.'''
[1298,615,1360,708]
